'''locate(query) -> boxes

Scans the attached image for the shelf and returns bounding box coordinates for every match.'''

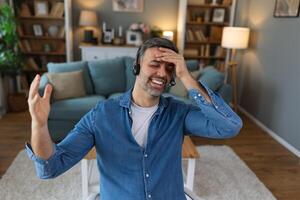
[20,35,65,40]
[19,16,64,21]
[184,56,225,60]
[188,4,231,9]
[186,21,229,26]
[23,69,47,73]
[23,52,66,56]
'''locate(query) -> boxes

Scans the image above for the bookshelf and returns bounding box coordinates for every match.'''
[13,0,73,73]
[177,0,236,71]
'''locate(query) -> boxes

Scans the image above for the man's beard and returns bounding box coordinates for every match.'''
[139,71,168,97]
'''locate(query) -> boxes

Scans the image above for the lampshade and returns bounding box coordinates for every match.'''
[221,27,250,49]
[162,31,174,41]
[79,10,98,27]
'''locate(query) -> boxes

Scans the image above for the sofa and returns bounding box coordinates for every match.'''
[39,56,232,142]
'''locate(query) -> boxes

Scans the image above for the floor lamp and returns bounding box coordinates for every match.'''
[221,27,250,112]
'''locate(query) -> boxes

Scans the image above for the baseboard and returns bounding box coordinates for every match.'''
[238,105,300,158]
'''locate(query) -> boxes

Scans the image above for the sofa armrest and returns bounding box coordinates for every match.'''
[38,73,49,96]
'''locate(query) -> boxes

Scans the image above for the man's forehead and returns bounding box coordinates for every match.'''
[143,47,162,57]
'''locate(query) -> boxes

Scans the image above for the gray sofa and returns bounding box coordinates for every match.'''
[39,57,232,142]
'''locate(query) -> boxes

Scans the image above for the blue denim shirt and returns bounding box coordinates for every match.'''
[26,82,242,200]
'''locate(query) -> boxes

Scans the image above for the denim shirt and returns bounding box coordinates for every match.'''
[26,82,243,200]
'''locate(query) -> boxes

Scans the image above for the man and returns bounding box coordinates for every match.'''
[26,38,242,200]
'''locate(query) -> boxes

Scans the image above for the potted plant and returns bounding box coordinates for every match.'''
[0,3,26,112]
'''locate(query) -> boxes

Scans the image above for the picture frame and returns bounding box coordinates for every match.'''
[126,30,142,46]
[212,8,225,23]
[34,0,49,16]
[112,0,144,12]
[274,0,300,17]
[32,24,43,36]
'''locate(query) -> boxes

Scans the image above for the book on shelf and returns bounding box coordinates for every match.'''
[184,48,198,57]
[210,26,223,42]
[58,26,65,38]
[22,40,31,52]
[222,0,232,6]
[205,44,210,57]
[200,45,205,56]
[194,29,207,42]
[17,25,24,36]
[18,41,26,52]
[214,46,225,57]
[25,57,39,70]
[50,2,64,17]
[186,29,195,42]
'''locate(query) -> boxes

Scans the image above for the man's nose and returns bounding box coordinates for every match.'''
[157,65,167,77]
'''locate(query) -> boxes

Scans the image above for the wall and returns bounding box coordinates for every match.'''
[72,0,179,60]
[235,0,300,151]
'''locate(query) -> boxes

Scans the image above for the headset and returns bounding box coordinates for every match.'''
[133,46,176,87]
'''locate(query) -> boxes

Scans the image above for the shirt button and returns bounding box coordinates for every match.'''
[45,161,49,164]
[198,94,201,97]
[144,154,148,158]
[146,173,149,177]
[194,96,197,99]
[148,194,152,198]
[215,105,219,109]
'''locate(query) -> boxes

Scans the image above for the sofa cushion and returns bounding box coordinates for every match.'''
[124,56,136,90]
[47,70,86,101]
[108,93,124,99]
[49,95,105,120]
[169,69,202,97]
[47,61,94,95]
[199,66,225,91]
[88,57,126,97]
[186,59,199,71]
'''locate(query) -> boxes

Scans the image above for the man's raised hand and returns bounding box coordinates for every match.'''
[28,74,52,128]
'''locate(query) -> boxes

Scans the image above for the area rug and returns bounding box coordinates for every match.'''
[0,146,276,200]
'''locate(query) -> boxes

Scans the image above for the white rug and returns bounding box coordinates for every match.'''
[0,146,276,200]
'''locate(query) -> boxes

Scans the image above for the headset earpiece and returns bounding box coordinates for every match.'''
[133,63,140,75]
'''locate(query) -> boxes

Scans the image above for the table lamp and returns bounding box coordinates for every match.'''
[162,31,174,41]
[79,10,98,43]
[221,27,250,112]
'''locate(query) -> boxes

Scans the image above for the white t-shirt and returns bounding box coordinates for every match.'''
[130,102,158,148]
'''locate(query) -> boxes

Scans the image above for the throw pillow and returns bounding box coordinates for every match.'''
[46,70,86,101]
[169,70,202,97]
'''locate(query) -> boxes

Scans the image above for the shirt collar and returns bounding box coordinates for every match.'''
[119,89,168,113]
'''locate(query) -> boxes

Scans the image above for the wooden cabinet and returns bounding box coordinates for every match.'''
[177,0,236,71]
[80,45,138,61]
[13,0,73,73]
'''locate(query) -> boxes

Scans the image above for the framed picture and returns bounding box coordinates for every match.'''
[112,0,144,12]
[126,30,142,46]
[32,24,43,36]
[274,0,300,17]
[212,8,225,23]
[34,0,48,16]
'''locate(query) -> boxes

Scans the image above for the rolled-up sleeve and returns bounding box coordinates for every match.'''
[184,81,243,138]
[25,103,99,179]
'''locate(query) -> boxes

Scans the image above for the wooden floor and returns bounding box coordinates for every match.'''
[0,111,299,200]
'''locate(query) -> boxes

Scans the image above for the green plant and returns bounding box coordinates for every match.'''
[0,3,22,72]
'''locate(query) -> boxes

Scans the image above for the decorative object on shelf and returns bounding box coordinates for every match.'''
[102,22,114,44]
[127,22,150,43]
[221,26,250,112]
[162,31,174,41]
[112,0,144,12]
[222,0,232,6]
[126,30,142,46]
[79,10,98,44]
[34,0,49,16]
[274,0,300,17]
[212,8,225,22]
[43,44,51,52]
[211,0,219,5]
[48,25,59,37]
[188,0,205,5]
[19,3,31,17]
[32,24,43,36]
